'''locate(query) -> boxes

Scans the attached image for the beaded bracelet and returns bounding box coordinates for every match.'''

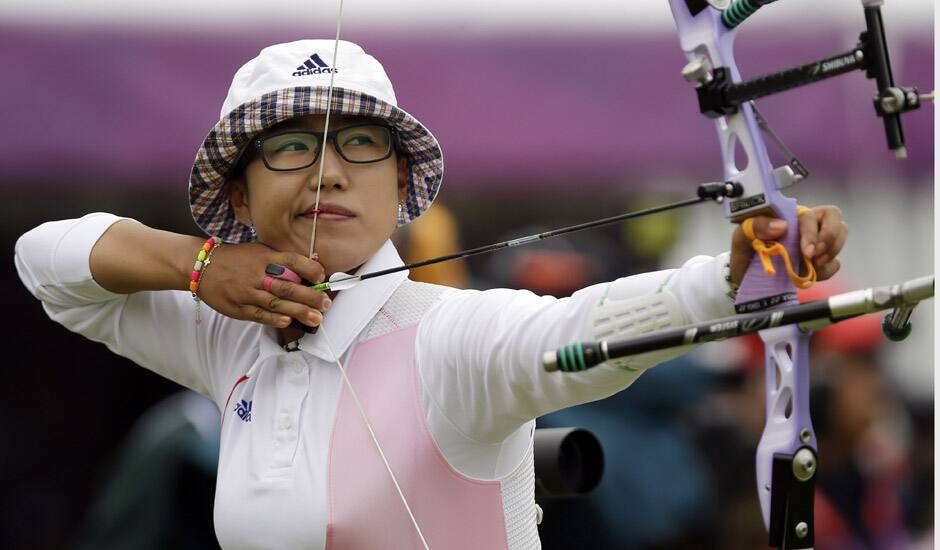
[190,236,222,324]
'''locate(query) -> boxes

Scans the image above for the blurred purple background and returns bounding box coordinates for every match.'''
[2,23,932,189]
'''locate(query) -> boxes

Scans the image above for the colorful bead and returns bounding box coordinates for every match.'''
[190,237,221,324]
[190,236,221,301]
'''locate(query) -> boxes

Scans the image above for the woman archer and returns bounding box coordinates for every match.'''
[15,38,847,549]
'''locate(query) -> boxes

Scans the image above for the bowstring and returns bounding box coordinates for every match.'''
[317,324,430,550]
[308,0,345,261]
[309,2,429,547]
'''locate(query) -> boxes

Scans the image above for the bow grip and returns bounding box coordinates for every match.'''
[734,202,801,313]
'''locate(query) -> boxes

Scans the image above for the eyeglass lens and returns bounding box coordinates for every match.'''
[262,125,392,170]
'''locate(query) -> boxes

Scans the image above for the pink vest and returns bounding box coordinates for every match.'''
[326,325,510,549]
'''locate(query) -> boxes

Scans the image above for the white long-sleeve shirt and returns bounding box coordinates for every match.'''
[15,213,736,549]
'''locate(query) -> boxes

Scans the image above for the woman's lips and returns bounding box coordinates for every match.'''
[301,203,356,221]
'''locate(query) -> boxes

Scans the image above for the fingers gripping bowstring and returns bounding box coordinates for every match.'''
[318,324,430,550]
[308,0,344,261]
[310,3,429,548]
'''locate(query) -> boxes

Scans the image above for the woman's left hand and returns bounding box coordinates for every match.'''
[729,205,848,287]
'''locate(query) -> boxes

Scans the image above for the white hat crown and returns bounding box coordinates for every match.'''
[220,39,398,118]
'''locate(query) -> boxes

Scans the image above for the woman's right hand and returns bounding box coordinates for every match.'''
[197,242,330,329]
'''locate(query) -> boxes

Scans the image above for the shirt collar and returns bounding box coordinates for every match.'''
[297,239,408,362]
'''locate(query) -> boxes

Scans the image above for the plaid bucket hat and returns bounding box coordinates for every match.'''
[189,39,444,243]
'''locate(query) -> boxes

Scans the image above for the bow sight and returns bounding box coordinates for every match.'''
[682,0,931,158]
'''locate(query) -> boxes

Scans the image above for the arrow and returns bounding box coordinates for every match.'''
[311,181,742,291]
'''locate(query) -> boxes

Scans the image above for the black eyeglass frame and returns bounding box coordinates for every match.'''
[251,123,401,172]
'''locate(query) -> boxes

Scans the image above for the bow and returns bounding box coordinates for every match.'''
[638,2,929,547]
[540,2,931,547]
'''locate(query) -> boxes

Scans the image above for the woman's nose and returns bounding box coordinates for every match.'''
[310,144,348,190]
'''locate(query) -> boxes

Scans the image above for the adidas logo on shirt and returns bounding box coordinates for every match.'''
[234,399,252,422]
[292,53,338,77]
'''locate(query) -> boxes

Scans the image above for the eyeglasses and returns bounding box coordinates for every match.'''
[252,123,398,171]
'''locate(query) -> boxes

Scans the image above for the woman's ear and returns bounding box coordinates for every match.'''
[228,179,252,226]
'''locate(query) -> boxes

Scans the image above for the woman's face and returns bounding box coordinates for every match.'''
[230,114,406,276]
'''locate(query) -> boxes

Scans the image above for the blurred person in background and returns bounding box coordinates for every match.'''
[801,280,918,550]
[73,391,221,550]
[392,200,470,288]
[14,37,848,549]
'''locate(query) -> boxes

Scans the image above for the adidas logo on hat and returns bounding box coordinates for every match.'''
[292,53,338,77]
